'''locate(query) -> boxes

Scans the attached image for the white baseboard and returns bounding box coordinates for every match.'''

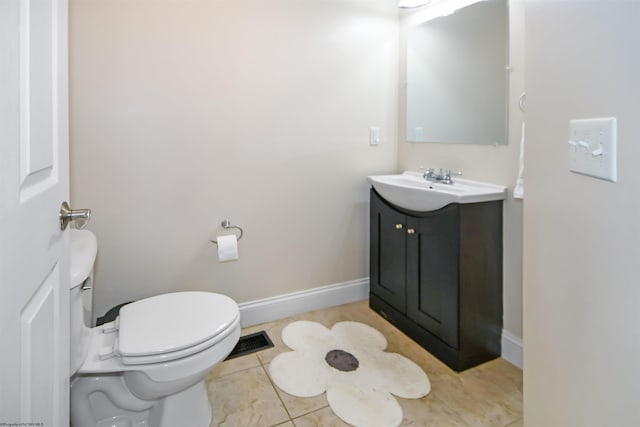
[501,330,523,369]
[238,278,369,328]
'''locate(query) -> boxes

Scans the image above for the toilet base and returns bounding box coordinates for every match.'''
[71,375,212,427]
[151,380,211,427]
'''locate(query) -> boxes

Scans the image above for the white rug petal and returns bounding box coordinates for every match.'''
[371,352,431,399]
[326,383,403,427]
[281,320,332,351]
[269,350,329,397]
[331,321,387,352]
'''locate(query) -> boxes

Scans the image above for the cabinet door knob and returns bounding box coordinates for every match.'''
[395,224,404,230]
[407,228,415,234]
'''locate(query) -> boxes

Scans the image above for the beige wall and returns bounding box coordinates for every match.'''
[69,0,399,318]
[398,1,525,339]
[523,1,640,425]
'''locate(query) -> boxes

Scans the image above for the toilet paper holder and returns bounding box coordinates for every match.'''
[210,219,244,245]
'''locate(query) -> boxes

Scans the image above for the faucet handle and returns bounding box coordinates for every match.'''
[442,169,462,184]
[419,166,435,179]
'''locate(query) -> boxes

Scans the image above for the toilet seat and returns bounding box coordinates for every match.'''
[119,320,238,365]
[96,291,240,366]
[77,311,241,383]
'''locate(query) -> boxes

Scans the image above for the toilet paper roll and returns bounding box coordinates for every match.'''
[217,234,239,262]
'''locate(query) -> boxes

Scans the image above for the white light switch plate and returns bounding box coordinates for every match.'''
[568,117,617,182]
[369,127,380,146]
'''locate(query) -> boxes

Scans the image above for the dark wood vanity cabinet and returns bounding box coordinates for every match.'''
[369,189,503,371]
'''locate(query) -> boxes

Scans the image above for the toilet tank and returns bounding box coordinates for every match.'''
[69,229,97,376]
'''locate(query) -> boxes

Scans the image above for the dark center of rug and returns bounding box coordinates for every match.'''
[325,349,359,372]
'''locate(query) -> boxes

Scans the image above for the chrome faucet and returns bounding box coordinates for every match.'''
[421,167,461,184]
[422,167,439,181]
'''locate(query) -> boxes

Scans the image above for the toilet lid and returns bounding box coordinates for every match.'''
[117,291,239,357]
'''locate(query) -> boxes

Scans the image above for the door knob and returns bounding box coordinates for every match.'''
[407,228,415,235]
[395,224,404,230]
[59,201,91,230]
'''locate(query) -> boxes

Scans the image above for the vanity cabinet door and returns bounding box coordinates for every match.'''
[406,206,460,349]
[370,190,407,313]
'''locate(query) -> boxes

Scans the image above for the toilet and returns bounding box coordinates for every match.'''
[69,229,241,427]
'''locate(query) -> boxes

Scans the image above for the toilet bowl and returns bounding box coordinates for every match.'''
[69,230,241,427]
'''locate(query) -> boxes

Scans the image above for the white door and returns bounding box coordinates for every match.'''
[0,0,71,425]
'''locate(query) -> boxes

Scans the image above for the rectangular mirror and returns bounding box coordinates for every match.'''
[406,0,508,144]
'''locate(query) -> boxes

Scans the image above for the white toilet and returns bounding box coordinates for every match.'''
[69,229,241,427]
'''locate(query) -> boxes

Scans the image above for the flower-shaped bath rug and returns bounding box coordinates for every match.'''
[269,320,431,427]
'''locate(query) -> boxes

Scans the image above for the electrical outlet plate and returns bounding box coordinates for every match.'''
[568,117,617,182]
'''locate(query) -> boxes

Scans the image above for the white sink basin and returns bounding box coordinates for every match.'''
[367,171,507,212]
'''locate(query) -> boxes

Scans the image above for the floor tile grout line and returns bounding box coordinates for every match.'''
[208,354,262,381]
[262,362,332,425]
[287,405,332,423]
[255,337,334,425]
[431,363,523,425]
[259,361,295,424]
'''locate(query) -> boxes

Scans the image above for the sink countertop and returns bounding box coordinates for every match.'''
[367,171,507,212]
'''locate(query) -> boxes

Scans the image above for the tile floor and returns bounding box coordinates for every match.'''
[205,300,522,427]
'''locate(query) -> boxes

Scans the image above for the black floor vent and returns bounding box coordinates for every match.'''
[225,331,274,360]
